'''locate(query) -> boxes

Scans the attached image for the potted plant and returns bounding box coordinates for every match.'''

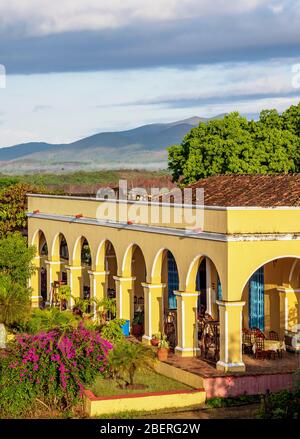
[57,285,71,311]
[132,312,144,336]
[157,335,169,361]
[151,331,161,346]
[93,297,116,324]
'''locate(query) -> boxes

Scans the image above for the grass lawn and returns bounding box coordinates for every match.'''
[91,369,192,397]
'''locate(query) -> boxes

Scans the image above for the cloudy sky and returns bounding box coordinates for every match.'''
[0,0,299,147]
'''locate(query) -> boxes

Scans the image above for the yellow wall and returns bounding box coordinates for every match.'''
[28,194,300,372]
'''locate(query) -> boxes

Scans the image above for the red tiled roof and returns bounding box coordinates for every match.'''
[187,174,300,207]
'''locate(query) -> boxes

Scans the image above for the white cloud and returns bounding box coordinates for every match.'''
[0,58,299,147]
[0,0,273,36]
[0,127,40,147]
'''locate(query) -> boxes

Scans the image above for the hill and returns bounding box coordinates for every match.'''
[0,115,225,172]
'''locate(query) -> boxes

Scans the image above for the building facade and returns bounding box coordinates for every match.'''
[27,176,300,372]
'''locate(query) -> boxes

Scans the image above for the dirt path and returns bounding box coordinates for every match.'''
[140,404,260,419]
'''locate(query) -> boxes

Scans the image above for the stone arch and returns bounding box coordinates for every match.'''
[95,239,118,297]
[149,247,181,347]
[289,259,300,288]
[50,232,70,262]
[185,254,222,319]
[120,243,147,332]
[71,235,92,267]
[240,255,300,295]
[241,256,300,336]
[150,247,181,287]
[31,229,49,256]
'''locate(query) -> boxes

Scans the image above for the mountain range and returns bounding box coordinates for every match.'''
[0,115,225,172]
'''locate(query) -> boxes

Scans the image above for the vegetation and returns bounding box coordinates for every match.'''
[91,369,191,397]
[0,183,52,237]
[25,308,78,335]
[206,394,259,408]
[71,296,90,314]
[108,342,156,388]
[168,103,300,184]
[0,324,112,417]
[100,319,126,343]
[0,169,171,188]
[57,285,72,310]
[158,335,170,349]
[257,389,300,419]
[94,297,117,323]
[0,233,36,327]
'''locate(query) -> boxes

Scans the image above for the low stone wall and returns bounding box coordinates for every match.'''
[203,372,297,399]
[154,361,204,389]
[83,388,206,417]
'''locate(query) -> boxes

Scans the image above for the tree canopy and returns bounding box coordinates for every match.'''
[168,103,300,185]
[0,183,50,237]
[0,233,36,326]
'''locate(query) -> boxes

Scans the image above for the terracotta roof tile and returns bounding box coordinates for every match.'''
[187,174,300,207]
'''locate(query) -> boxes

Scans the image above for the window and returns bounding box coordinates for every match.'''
[217,276,222,301]
[249,267,264,331]
[60,237,69,260]
[196,259,207,311]
[167,251,179,309]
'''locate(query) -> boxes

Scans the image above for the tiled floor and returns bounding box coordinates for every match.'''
[165,351,300,378]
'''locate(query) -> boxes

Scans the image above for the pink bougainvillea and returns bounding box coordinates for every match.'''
[7,322,113,408]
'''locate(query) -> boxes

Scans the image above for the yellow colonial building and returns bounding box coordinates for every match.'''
[27,175,300,373]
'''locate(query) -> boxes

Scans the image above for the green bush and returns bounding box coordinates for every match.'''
[100,318,126,343]
[26,307,78,334]
[257,389,300,419]
[206,394,259,408]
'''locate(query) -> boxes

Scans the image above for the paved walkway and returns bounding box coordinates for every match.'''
[140,404,260,419]
[165,352,299,378]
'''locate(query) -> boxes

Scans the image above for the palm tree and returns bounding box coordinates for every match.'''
[109,342,155,387]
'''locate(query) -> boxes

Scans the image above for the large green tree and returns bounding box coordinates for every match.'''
[0,233,36,326]
[168,103,300,184]
[0,183,50,237]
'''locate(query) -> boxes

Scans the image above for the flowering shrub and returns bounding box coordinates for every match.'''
[0,323,112,417]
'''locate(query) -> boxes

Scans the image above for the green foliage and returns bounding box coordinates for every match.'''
[0,177,19,188]
[57,285,71,302]
[0,183,51,237]
[168,103,300,184]
[108,341,156,387]
[71,296,91,314]
[0,233,36,326]
[0,351,37,418]
[0,232,36,285]
[257,389,300,419]
[158,334,169,349]
[0,169,170,187]
[94,297,116,322]
[0,275,31,326]
[206,394,259,408]
[26,307,78,334]
[132,312,143,325]
[100,318,126,343]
